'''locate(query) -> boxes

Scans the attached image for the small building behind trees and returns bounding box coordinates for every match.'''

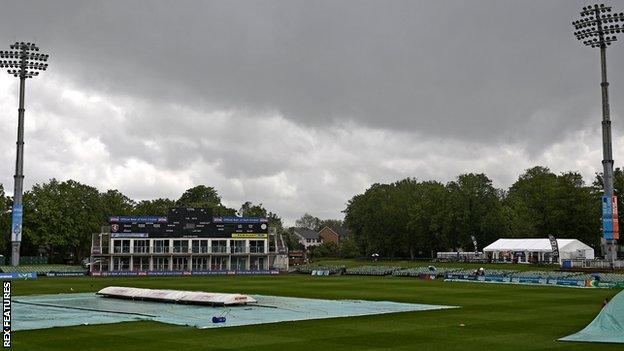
[292,225,352,249]
[318,226,340,244]
[292,228,322,249]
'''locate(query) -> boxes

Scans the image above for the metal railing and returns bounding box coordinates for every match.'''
[230,246,246,254]
[192,247,210,254]
[172,246,189,253]
[111,246,267,255]
[153,246,171,254]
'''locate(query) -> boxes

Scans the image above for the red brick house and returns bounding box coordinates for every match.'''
[318,226,340,244]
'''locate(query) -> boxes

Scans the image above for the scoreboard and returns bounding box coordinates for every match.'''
[108,208,269,239]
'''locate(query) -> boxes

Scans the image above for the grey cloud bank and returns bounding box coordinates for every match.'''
[0,0,623,224]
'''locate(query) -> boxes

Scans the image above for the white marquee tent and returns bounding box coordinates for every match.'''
[483,238,594,263]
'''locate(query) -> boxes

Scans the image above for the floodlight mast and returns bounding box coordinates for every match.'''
[573,4,624,263]
[0,42,49,266]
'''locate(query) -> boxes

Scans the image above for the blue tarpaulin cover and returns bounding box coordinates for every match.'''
[13,293,456,331]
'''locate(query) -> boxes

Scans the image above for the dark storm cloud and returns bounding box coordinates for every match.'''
[1,0,623,224]
[1,0,621,150]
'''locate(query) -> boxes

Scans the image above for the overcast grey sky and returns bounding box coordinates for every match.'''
[1,0,623,225]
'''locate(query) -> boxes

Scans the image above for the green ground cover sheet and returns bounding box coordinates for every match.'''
[560,289,624,343]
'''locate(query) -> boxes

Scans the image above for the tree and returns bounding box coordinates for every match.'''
[508,167,600,248]
[22,179,103,262]
[239,201,267,217]
[0,184,10,257]
[134,198,176,215]
[101,189,135,219]
[549,172,599,247]
[344,181,415,258]
[267,211,284,232]
[176,185,236,216]
[239,201,284,233]
[344,192,369,255]
[319,219,343,229]
[407,180,448,258]
[343,169,602,259]
[379,179,418,258]
[505,166,558,237]
[344,183,394,256]
[283,228,304,251]
[310,241,338,258]
[176,185,222,208]
[339,238,360,258]
[213,205,237,216]
[444,173,507,251]
[295,213,321,231]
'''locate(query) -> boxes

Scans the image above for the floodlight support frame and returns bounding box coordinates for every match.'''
[573,4,621,264]
[11,58,27,267]
[3,42,48,266]
[595,6,617,264]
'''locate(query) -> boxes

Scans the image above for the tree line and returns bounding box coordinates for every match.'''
[344,166,624,259]
[0,180,282,263]
[0,165,621,263]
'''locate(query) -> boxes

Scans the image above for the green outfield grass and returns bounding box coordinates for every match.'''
[10,274,623,351]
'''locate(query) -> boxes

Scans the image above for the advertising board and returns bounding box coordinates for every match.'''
[11,204,23,242]
[602,196,619,240]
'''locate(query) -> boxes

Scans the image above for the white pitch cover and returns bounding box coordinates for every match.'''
[97,286,257,305]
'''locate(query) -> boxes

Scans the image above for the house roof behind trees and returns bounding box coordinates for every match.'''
[327,225,351,239]
[293,227,319,240]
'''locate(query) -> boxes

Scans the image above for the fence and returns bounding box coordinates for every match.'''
[111,246,267,254]
[19,256,48,265]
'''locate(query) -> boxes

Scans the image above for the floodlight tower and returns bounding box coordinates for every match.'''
[0,42,49,266]
[573,4,624,262]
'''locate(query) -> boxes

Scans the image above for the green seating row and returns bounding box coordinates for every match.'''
[345,266,402,276]
[393,267,461,277]
[295,265,345,274]
[294,264,624,282]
